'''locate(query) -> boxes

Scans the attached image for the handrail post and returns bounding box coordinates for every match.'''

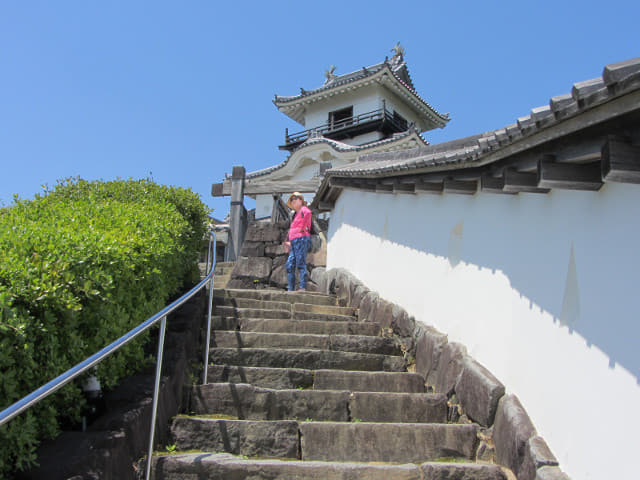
[202,233,216,384]
[145,315,167,480]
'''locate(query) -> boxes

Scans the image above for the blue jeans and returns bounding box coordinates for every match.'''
[286,236,310,291]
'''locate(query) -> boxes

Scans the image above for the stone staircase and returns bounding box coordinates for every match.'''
[212,261,234,288]
[149,288,508,479]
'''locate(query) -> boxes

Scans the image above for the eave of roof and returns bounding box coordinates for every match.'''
[274,59,449,130]
[312,57,640,208]
[236,128,430,182]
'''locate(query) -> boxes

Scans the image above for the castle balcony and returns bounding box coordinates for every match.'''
[279,107,409,151]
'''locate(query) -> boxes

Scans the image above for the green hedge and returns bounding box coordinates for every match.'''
[0,178,209,476]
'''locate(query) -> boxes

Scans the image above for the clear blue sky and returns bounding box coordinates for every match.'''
[1,1,638,217]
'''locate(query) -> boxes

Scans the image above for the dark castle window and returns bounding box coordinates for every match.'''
[329,106,353,129]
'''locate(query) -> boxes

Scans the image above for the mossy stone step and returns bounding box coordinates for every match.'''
[151,452,508,480]
[208,347,406,372]
[212,317,381,336]
[211,331,402,355]
[206,365,425,392]
[214,288,340,307]
[190,383,447,423]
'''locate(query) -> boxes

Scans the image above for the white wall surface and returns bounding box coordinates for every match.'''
[304,87,381,130]
[326,186,640,480]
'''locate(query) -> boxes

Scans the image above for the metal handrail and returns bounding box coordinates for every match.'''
[0,231,217,480]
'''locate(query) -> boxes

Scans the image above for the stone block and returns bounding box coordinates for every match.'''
[351,284,369,309]
[272,254,287,268]
[300,422,478,463]
[349,392,448,423]
[493,394,537,479]
[152,453,424,479]
[391,304,415,337]
[245,222,283,242]
[313,370,425,393]
[520,436,559,480]
[535,466,571,480]
[208,348,406,372]
[206,365,314,390]
[265,243,287,257]
[226,277,259,289]
[269,264,289,288]
[415,327,448,382]
[419,463,508,480]
[310,266,327,291]
[307,247,326,267]
[428,342,467,396]
[373,298,394,329]
[171,418,299,458]
[455,357,505,427]
[232,256,272,281]
[359,291,380,323]
[239,241,265,257]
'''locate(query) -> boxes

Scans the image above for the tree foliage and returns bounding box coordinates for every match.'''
[0,178,209,476]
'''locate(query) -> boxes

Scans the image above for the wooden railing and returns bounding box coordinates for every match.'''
[284,107,409,145]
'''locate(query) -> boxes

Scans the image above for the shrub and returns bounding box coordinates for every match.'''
[0,178,209,476]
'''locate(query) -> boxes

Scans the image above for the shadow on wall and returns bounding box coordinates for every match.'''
[327,185,640,383]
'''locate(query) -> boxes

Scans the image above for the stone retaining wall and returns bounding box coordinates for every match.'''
[227,220,327,291]
[318,268,571,480]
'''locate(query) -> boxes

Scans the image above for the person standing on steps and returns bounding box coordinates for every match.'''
[284,192,312,292]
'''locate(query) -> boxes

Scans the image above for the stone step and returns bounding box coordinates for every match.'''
[214,305,357,323]
[207,365,314,389]
[190,384,447,423]
[214,288,340,307]
[151,452,508,480]
[214,296,294,312]
[171,417,299,458]
[292,302,358,317]
[209,348,406,372]
[213,275,231,288]
[313,370,426,393]
[212,317,381,337]
[214,262,235,274]
[300,422,479,463]
[206,366,425,392]
[214,296,357,317]
[211,331,402,356]
[214,305,292,319]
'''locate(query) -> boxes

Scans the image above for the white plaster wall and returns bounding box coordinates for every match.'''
[304,87,381,130]
[326,186,640,480]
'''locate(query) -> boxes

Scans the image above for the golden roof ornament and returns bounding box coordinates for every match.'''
[391,42,405,60]
[324,65,337,84]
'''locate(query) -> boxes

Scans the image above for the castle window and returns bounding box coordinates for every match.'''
[329,106,353,129]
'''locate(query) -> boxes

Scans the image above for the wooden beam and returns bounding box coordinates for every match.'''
[243,179,322,195]
[392,182,415,194]
[375,183,394,194]
[211,182,225,197]
[480,175,517,194]
[602,136,640,184]
[318,201,334,211]
[537,159,603,190]
[214,178,323,196]
[414,182,443,194]
[443,178,477,195]
[503,168,550,194]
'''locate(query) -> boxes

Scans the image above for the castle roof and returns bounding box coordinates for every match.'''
[273,50,449,131]
[313,57,640,208]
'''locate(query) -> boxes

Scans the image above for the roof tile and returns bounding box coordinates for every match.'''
[603,57,640,86]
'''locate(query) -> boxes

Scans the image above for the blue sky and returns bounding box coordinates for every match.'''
[1,2,638,217]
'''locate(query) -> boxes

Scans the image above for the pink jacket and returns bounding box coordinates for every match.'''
[288,206,312,241]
